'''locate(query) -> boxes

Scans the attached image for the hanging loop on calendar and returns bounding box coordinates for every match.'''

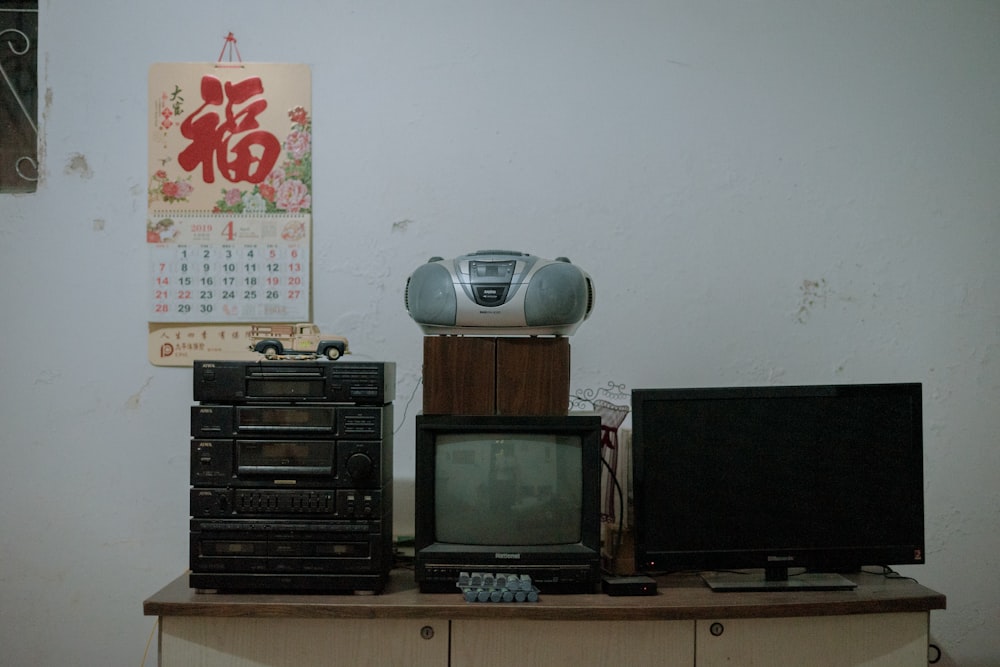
[217,32,243,66]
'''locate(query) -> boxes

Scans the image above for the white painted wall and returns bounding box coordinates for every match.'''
[1,1,997,665]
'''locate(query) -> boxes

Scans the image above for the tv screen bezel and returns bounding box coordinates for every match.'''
[414,413,603,592]
[631,382,925,582]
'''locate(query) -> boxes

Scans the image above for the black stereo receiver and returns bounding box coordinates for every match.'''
[192,435,390,494]
[191,435,390,489]
[193,360,395,404]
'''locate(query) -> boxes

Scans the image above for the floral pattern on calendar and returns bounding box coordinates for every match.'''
[148,170,195,205]
[212,106,312,215]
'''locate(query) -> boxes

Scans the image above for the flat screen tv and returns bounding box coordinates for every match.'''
[632,383,925,591]
[414,413,603,593]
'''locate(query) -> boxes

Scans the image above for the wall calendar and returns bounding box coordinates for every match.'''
[147,60,312,366]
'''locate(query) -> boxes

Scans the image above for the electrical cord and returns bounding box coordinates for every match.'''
[393,375,423,435]
[860,565,920,583]
[600,455,625,568]
[140,618,158,667]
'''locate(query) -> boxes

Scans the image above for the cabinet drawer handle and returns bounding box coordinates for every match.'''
[709,622,725,637]
[420,625,435,640]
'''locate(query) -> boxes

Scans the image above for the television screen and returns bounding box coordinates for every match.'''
[632,383,925,591]
[414,414,602,592]
[434,433,584,545]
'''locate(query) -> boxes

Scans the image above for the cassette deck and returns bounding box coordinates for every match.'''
[191,404,387,438]
[189,518,393,593]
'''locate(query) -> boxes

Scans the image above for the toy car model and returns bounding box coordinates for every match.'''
[247,323,349,360]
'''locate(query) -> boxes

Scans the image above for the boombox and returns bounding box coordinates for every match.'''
[405,250,595,336]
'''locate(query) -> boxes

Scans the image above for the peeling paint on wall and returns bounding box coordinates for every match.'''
[35,86,52,183]
[796,278,829,323]
[34,368,61,385]
[736,361,787,384]
[124,377,153,410]
[64,153,93,179]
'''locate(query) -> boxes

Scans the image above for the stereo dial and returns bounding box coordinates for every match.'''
[346,452,374,480]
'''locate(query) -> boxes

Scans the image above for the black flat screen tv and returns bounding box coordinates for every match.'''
[632,383,925,591]
[414,413,603,593]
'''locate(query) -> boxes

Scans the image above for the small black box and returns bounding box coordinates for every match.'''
[602,575,658,596]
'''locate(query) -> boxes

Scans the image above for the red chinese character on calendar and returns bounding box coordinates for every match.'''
[178,75,281,185]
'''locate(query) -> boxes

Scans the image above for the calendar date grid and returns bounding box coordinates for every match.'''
[150,242,309,322]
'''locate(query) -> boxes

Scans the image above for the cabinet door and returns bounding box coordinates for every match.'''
[160,617,448,667]
[451,619,694,667]
[696,612,928,667]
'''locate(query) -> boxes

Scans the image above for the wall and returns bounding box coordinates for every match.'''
[1,1,997,665]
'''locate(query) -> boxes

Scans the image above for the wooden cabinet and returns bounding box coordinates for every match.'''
[422,336,570,415]
[451,619,694,667]
[695,613,930,667]
[144,571,944,667]
[159,617,448,667]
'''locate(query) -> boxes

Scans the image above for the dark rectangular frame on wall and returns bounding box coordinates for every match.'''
[0,0,39,193]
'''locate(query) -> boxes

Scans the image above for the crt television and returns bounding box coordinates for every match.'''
[632,383,925,591]
[414,413,603,593]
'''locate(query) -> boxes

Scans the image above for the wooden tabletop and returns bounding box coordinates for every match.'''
[144,570,945,621]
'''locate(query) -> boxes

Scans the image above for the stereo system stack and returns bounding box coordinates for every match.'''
[187,359,396,593]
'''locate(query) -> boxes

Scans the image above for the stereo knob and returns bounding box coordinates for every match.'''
[346,452,374,480]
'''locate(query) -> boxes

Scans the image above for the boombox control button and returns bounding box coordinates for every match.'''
[346,453,373,480]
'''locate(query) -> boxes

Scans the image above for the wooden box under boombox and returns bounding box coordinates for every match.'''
[422,337,570,415]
